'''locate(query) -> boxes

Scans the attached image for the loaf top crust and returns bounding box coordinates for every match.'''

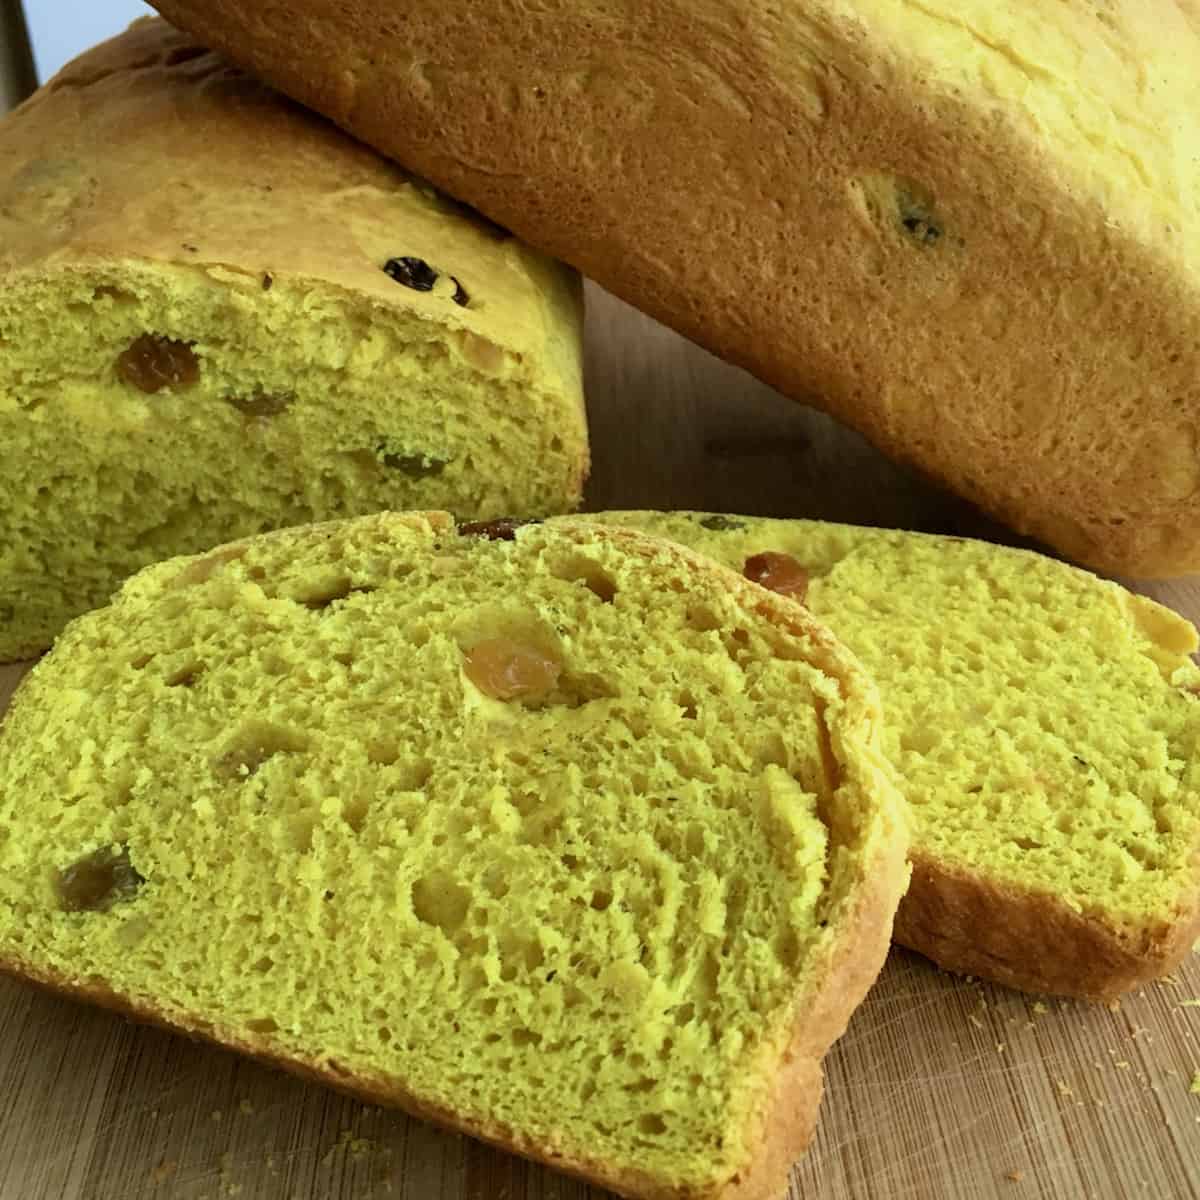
[143,0,1200,574]
[0,17,582,401]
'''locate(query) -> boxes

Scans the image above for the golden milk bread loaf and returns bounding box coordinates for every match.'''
[0,19,587,663]
[150,0,1200,577]
[0,511,908,1200]
[575,511,1200,1001]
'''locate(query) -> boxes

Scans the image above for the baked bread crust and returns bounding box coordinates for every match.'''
[0,513,910,1200]
[0,834,905,1200]
[149,0,1200,576]
[580,511,1200,1002]
[0,19,588,661]
[895,850,1200,1003]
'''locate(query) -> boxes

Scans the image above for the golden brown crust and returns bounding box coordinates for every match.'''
[0,515,910,1200]
[894,850,1200,1003]
[717,814,908,1200]
[0,17,585,405]
[148,0,1200,576]
[0,820,907,1200]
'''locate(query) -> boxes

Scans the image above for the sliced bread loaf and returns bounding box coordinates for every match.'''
[0,19,587,662]
[149,0,1200,576]
[581,512,1200,1001]
[0,511,908,1199]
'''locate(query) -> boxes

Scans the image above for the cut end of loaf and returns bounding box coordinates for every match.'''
[0,262,585,661]
[590,511,1200,997]
[0,512,905,1196]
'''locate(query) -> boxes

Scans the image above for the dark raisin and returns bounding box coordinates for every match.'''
[699,515,747,532]
[901,214,941,244]
[450,277,469,307]
[897,187,942,245]
[744,552,810,602]
[458,517,539,541]
[378,445,449,477]
[56,845,144,913]
[116,335,200,394]
[227,392,294,418]
[383,256,439,292]
[262,272,274,291]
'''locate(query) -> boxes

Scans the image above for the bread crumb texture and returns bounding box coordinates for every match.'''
[0,20,587,661]
[0,513,902,1194]
[592,514,1200,938]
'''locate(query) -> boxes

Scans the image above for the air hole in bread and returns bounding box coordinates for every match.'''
[686,606,721,633]
[213,721,310,780]
[164,662,204,688]
[91,285,136,306]
[342,796,369,834]
[549,553,618,603]
[412,872,471,934]
[227,392,294,418]
[245,1017,278,1034]
[173,545,248,589]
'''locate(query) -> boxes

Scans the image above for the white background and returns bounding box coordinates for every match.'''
[23,0,156,81]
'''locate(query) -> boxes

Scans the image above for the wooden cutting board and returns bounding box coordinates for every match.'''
[1,286,1198,1200]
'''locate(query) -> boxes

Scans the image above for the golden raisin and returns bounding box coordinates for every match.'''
[464,638,562,701]
[56,845,144,913]
[116,334,200,394]
[743,552,809,603]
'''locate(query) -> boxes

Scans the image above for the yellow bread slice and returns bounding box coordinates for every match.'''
[579,512,1200,1001]
[0,512,908,1200]
[0,19,587,662]
[150,0,1200,575]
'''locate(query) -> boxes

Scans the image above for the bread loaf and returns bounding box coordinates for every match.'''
[584,511,1200,1001]
[149,0,1200,576]
[0,19,587,661]
[0,511,908,1200]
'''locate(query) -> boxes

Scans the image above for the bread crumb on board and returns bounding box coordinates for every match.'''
[1005,1170,1026,1183]
[1190,1071,1200,1095]
[149,1159,177,1185]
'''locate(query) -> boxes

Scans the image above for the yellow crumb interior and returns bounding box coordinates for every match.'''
[0,514,882,1189]
[0,266,585,661]
[594,512,1200,932]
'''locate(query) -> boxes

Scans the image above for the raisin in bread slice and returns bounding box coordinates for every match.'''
[0,18,587,662]
[579,512,1200,1001]
[150,0,1200,575]
[0,511,908,1200]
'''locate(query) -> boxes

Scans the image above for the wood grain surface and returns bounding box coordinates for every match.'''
[1,286,1198,1200]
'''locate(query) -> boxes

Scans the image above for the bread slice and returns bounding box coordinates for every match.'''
[0,511,908,1199]
[148,0,1200,577]
[578,512,1200,1001]
[0,19,587,662]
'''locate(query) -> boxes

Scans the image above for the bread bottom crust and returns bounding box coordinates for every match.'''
[895,851,1200,1002]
